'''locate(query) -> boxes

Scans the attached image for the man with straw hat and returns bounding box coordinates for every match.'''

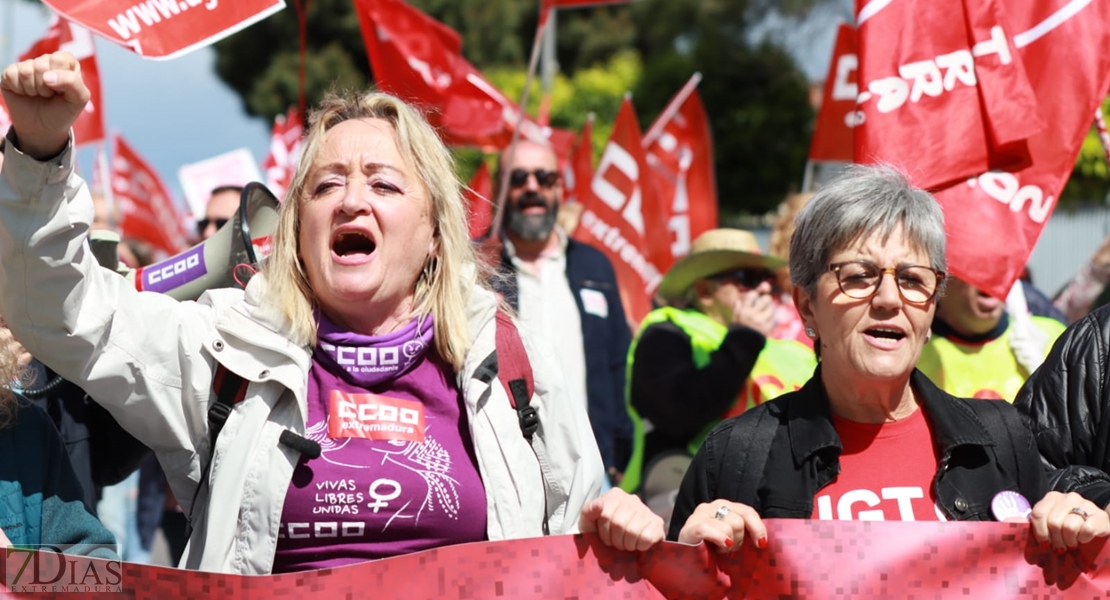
[620,229,816,523]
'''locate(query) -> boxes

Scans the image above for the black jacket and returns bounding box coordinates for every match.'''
[669,368,1047,540]
[1015,303,1110,508]
[494,237,633,474]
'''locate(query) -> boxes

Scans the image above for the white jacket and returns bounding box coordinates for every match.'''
[0,139,603,574]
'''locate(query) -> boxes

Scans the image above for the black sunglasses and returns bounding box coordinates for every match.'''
[509,168,560,189]
[196,218,229,236]
[708,268,774,289]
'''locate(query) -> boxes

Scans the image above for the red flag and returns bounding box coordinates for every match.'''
[355,0,571,152]
[262,107,304,202]
[40,0,284,60]
[20,16,105,146]
[465,162,493,240]
[573,98,669,322]
[111,134,190,256]
[564,119,594,207]
[854,0,1043,189]
[929,0,1110,300]
[643,81,717,263]
[809,23,859,163]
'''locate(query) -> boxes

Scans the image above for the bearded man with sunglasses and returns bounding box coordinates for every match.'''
[491,139,634,488]
[620,229,815,523]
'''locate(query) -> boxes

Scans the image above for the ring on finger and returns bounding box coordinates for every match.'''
[714,505,730,521]
[1070,507,1090,520]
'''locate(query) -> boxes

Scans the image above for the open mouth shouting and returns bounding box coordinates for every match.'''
[864,325,906,347]
[332,228,377,264]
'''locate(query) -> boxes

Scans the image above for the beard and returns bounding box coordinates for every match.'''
[504,191,559,242]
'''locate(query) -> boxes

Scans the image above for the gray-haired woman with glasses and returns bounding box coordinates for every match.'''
[670,164,1110,555]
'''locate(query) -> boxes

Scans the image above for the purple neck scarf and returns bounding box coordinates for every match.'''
[314,311,434,387]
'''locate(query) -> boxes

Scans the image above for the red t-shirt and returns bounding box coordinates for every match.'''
[811,408,943,521]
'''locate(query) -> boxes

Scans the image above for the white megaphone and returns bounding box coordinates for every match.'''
[90,183,282,302]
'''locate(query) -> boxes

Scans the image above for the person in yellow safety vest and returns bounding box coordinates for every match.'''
[621,229,816,502]
[917,276,1065,402]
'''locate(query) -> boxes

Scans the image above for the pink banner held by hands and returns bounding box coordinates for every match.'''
[4,522,1109,598]
[20,16,105,146]
[41,0,285,60]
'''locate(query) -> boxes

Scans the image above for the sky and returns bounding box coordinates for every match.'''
[3,0,273,216]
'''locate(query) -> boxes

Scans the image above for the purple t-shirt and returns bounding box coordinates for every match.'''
[271,316,487,573]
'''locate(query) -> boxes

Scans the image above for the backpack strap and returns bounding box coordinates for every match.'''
[718,408,778,506]
[494,310,538,441]
[186,364,250,538]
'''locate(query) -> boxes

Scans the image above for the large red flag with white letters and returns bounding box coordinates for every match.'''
[643,81,717,263]
[573,98,669,323]
[261,107,304,203]
[854,0,1043,190]
[111,134,190,256]
[855,0,1110,300]
[355,0,572,154]
[39,0,284,60]
[809,23,858,163]
[931,0,1110,300]
[20,16,105,146]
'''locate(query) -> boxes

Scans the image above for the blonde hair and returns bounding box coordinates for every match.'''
[261,90,481,370]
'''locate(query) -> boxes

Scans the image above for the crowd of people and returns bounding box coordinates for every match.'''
[3,49,1110,579]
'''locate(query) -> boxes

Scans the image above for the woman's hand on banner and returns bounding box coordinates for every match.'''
[1030,491,1110,552]
[578,488,665,552]
[678,500,767,553]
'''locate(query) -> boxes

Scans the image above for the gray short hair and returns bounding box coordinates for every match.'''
[789,164,946,298]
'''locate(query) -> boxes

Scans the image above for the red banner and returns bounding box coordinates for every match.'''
[563,119,593,208]
[40,0,285,60]
[111,133,190,256]
[355,0,573,154]
[5,522,1109,598]
[643,80,718,263]
[853,0,1110,301]
[573,98,669,323]
[854,0,1042,190]
[808,23,858,163]
[261,107,303,203]
[465,161,493,239]
[20,16,105,146]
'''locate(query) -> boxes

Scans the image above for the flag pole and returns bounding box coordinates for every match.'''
[642,72,702,148]
[489,7,551,241]
[801,160,815,193]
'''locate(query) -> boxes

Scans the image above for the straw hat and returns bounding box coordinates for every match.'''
[657,228,786,302]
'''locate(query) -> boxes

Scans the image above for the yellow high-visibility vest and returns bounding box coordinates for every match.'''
[916,316,1065,402]
[620,307,816,493]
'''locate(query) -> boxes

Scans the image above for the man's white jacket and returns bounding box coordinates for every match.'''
[0,138,603,574]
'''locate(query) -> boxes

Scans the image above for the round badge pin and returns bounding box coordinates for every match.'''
[991,490,1032,521]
